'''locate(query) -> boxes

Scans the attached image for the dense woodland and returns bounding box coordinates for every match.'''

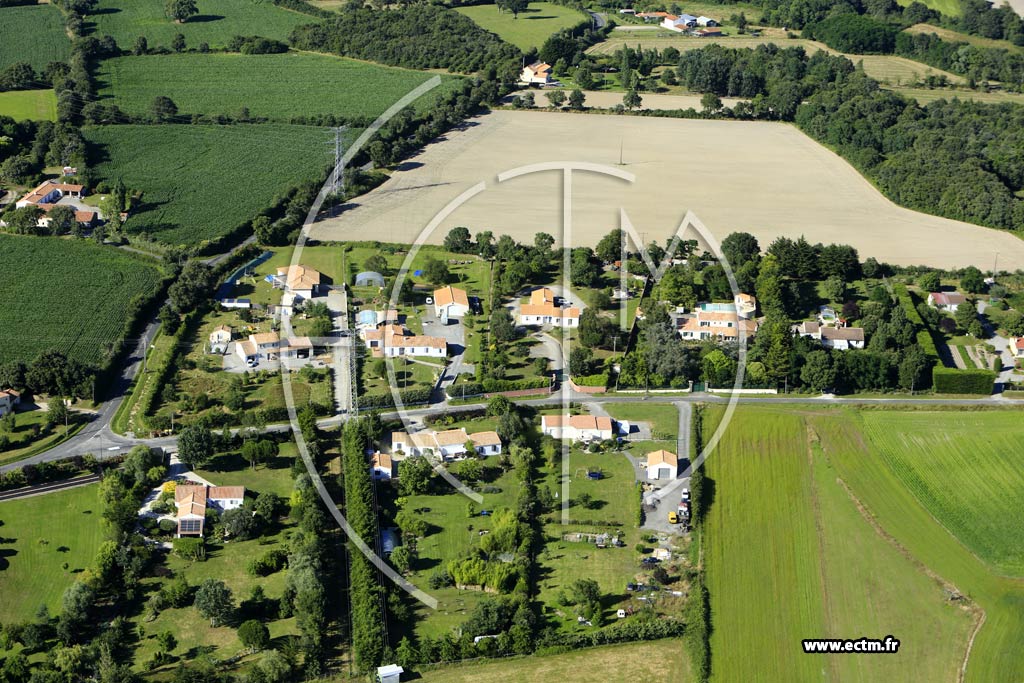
[288,6,522,74]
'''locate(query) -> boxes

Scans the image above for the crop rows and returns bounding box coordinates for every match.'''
[83,123,334,245]
[96,52,460,122]
[0,4,70,71]
[862,411,1024,575]
[0,235,164,367]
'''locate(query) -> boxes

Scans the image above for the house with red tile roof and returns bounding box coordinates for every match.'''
[174,484,246,537]
[541,414,615,441]
[519,288,580,328]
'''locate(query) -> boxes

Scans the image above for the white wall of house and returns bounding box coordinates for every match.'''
[648,464,677,481]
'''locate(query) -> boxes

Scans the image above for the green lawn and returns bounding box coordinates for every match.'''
[84,123,333,246]
[131,447,300,671]
[0,4,70,71]
[0,89,57,121]
[0,234,166,366]
[895,0,962,16]
[456,1,587,51]
[85,0,311,49]
[403,466,521,639]
[96,52,461,122]
[0,484,105,623]
[705,406,974,682]
[604,402,679,440]
[414,638,691,683]
[0,409,83,467]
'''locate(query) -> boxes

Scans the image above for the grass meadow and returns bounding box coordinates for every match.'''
[84,0,311,49]
[0,89,57,122]
[83,123,333,246]
[895,0,962,16]
[0,484,105,623]
[96,52,461,122]
[456,1,587,51]
[415,638,692,682]
[0,4,70,71]
[0,235,165,366]
[704,406,975,682]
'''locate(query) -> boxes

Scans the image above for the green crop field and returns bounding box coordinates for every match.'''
[812,410,1024,683]
[84,0,311,49]
[0,235,165,367]
[84,123,333,245]
[0,484,105,623]
[0,89,57,121]
[861,411,1024,575]
[456,1,587,51]
[96,52,461,122]
[0,4,70,71]
[705,406,975,682]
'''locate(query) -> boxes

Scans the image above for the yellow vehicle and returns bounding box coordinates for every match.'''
[668,511,679,524]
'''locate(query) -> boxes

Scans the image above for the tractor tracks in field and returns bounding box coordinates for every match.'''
[832,474,985,683]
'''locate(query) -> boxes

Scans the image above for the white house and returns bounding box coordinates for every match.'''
[734,293,756,319]
[518,287,580,328]
[376,665,404,683]
[433,285,470,323]
[371,452,396,481]
[209,325,232,354]
[1013,337,1024,361]
[662,13,697,31]
[391,428,502,460]
[361,323,446,358]
[927,291,967,312]
[0,389,21,417]
[541,414,615,442]
[16,180,85,208]
[175,484,246,537]
[677,306,758,341]
[269,264,325,301]
[795,321,865,350]
[646,449,678,481]
[520,61,552,85]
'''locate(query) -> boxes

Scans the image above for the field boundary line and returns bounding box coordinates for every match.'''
[805,426,840,682]
[832,474,984,678]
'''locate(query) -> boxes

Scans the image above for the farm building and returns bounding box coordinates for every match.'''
[360,323,447,358]
[175,484,246,537]
[391,428,502,459]
[0,389,21,417]
[647,450,678,481]
[541,414,615,442]
[15,180,85,208]
[371,452,396,480]
[662,13,698,30]
[267,264,326,301]
[694,27,722,36]
[696,15,719,26]
[520,61,553,85]
[433,285,470,322]
[518,287,581,328]
[928,291,967,312]
[209,325,232,354]
[355,271,385,287]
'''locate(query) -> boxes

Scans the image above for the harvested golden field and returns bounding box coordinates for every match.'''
[311,110,1024,269]
[591,31,965,85]
[513,89,741,110]
[890,86,1024,105]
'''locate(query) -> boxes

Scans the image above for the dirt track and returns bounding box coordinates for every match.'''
[311,110,1024,270]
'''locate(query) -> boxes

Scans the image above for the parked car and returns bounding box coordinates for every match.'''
[641,557,660,565]
[668,511,679,524]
